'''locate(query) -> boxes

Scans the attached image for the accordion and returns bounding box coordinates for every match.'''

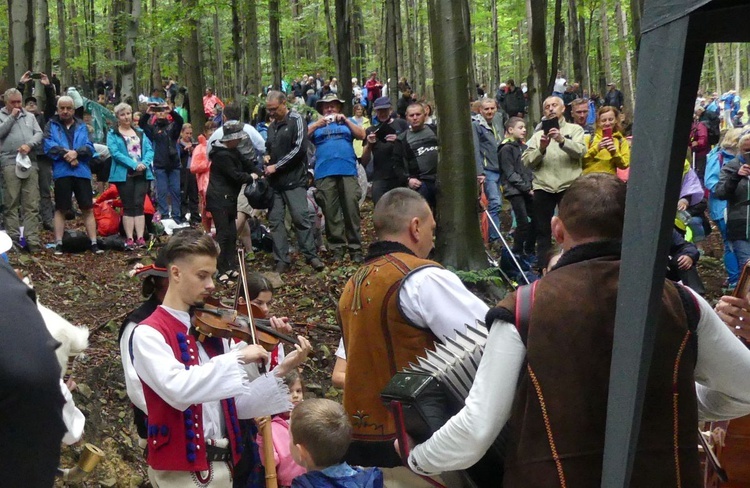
[381,321,508,488]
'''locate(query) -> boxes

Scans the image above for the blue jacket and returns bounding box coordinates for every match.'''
[705,146,737,222]
[292,464,383,488]
[106,127,155,183]
[43,116,95,180]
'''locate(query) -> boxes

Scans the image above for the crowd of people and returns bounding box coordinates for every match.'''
[4,64,750,488]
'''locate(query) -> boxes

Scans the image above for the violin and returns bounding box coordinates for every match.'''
[191,304,299,351]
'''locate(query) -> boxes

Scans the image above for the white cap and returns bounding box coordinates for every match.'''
[15,153,32,180]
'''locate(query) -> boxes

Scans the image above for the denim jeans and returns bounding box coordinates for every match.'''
[731,238,750,278]
[716,219,739,285]
[154,168,181,221]
[483,169,502,241]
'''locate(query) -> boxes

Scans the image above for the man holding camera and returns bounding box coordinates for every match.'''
[522,96,585,269]
[139,102,184,223]
[308,93,366,263]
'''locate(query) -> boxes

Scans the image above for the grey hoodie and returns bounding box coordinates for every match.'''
[0,108,43,168]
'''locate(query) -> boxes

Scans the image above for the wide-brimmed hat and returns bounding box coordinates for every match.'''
[219,121,248,143]
[15,153,32,180]
[315,93,345,113]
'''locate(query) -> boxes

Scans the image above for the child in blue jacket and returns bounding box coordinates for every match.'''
[290,399,382,488]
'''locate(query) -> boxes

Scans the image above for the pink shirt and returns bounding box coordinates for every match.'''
[203,94,224,116]
[257,415,307,486]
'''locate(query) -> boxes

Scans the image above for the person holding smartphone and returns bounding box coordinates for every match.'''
[714,133,750,274]
[582,106,630,175]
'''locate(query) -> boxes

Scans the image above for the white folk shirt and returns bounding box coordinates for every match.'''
[132,306,290,441]
[407,288,750,476]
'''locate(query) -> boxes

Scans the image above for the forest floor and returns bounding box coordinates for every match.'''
[8,202,728,487]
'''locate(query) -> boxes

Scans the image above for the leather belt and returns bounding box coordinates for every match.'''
[205,444,231,462]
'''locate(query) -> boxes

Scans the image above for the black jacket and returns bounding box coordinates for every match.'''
[139,111,183,170]
[604,89,624,109]
[502,87,526,116]
[265,111,308,190]
[498,138,532,197]
[206,144,259,209]
[714,155,750,241]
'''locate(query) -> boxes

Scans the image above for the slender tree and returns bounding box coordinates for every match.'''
[33,0,52,105]
[385,0,399,106]
[10,0,33,83]
[119,0,141,105]
[323,0,339,73]
[335,0,352,115]
[527,0,547,124]
[600,0,613,88]
[245,0,261,96]
[183,0,206,129]
[427,0,486,270]
[269,0,282,90]
[614,1,634,115]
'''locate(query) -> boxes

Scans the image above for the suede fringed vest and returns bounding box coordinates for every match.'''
[495,249,700,488]
[339,251,440,467]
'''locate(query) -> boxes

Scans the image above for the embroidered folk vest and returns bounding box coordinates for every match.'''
[139,307,244,471]
[339,252,440,466]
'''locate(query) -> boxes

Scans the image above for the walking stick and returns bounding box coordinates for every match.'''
[484,209,531,285]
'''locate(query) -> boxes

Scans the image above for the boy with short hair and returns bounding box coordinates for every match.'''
[290,399,383,488]
[499,116,535,257]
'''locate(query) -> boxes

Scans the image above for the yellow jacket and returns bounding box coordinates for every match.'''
[582,129,630,175]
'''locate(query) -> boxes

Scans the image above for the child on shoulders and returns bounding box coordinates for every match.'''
[290,399,383,488]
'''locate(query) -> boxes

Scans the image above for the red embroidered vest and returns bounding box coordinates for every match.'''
[139,306,244,471]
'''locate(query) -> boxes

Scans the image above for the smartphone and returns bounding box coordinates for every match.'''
[541,117,559,135]
[734,262,750,299]
[602,127,613,139]
[29,72,42,80]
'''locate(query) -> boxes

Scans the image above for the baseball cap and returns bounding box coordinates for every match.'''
[24,96,37,105]
[373,96,392,110]
[15,153,32,180]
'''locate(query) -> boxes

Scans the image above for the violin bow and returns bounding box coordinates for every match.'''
[237,248,259,346]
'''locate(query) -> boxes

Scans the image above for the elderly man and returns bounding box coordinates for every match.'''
[522,96,585,269]
[0,88,44,252]
[308,93,366,263]
[338,188,488,488]
[265,90,324,273]
[44,96,100,255]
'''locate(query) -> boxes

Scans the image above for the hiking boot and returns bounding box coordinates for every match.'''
[350,251,364,264]
[90,243,104,254]
[54,243,64,256]
[309,257,325,271]
[124,238,135,251]
[275,261,290,273]
[331,247,346,261]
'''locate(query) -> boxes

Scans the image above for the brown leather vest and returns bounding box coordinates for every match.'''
[497,255,700,487]
[338,252,440,465]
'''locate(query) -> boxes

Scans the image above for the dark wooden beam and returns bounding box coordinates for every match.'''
[600,12,706,487]
[694,4,750,42]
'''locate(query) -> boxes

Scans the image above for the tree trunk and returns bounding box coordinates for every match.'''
[384,0,399,105]
[491,0,499,90]
[245,0,261,96]
[567,0,582,84]
[33,0,52,105]
[630,0,643,60]
[120,0,140,106]
[427,0,485,270]
[459,0,477,100]
[713,43,722,95]
[527,0,547,124]
[231,0,242,100]
[353,0,366,81]
[600,0,613,86]
[736,43,742,93]
[335,0,352,115]
[183,0,205,128]
[547,0,563,94]
[614,1,634,116]
[10,0,34,83]
[395,0,404,80]
[404,0,416,88]
[322,0,339,75]
[211,7,224,97]
[56,0,68,88]
[417,0,428,97]
[269,0,282,90]
[580,15,590,94]
[69,0,86,88]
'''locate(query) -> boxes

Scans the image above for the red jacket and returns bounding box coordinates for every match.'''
[690,121,710,158]
[96,183,156,215]
[139,307,244,471]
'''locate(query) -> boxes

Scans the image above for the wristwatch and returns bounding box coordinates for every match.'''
[558,138,565,148]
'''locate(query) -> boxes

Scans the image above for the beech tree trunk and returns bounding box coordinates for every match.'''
[384,0,399,105]
[33,0,52,105]
[491,0,499,89]
[600,0,613,87]
[527,0,547,124]
[211,7,224,97]
[460,0,477,100]
[269,0,282,90]
[427,0,486,270]
[547,0,563,94]
[568,0,583,84]
[713,44,721,94]
[119,0,140,106]
[183,0,206,129]
[322,0,339,74]
[231,0,242,100]
[10,0,33,83]
[245,0,261,96]
[736,43,741,93]
[614,1,634,116]
[335,0,352,115]
[56,0,68,88]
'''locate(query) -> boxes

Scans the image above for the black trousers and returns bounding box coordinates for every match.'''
[508,193,536,255]
[181,168,201,223]
[209,205,237,274]
[533,189,565,269]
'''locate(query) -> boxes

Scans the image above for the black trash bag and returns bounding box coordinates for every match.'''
[62,230,92,253]
[98,234,126,251]
[244,178,274,210]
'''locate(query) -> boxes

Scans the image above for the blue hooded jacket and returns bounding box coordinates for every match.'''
[43,116,95,180]
[292,463,383,488]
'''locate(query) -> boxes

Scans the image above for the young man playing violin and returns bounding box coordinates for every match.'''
[130,229,312,488]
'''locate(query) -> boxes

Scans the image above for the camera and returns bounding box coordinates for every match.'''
[325,115,336,123]
[29,72,42,80]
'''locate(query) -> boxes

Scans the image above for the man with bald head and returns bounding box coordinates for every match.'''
[522,96,585,269]
[337,187,488,487]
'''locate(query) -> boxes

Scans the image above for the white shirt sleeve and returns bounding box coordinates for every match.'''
[399,267,489,342]
[408,320,526,475]
[132,325,251,412]
[244,124,266,155]
[60,379,86,445]
[690,289,750,420]
[119,320,148,413]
